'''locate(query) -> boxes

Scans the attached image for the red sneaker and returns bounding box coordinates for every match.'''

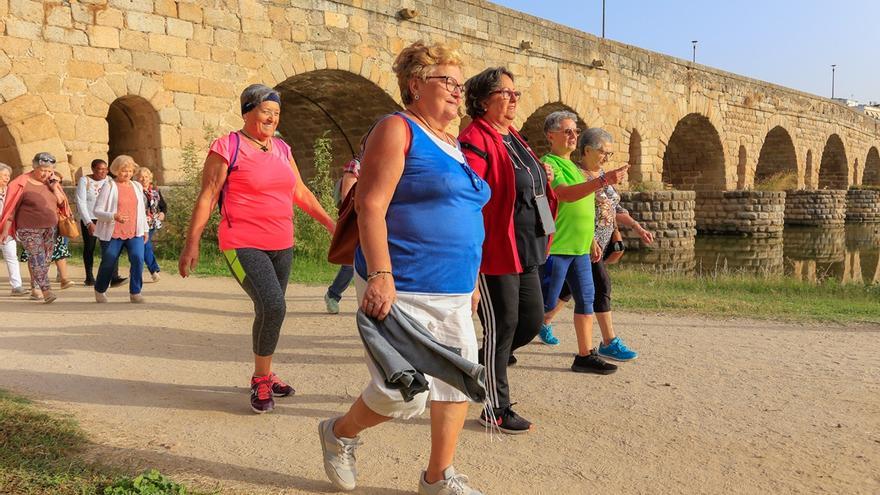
[269,372,295,397]
[250,375,274,414]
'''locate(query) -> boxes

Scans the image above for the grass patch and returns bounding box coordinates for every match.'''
[610,265,880,323]
[753,171,798,191]
[0,389,198,494]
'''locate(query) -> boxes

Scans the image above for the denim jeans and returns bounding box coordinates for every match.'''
[542,254,595,315]
[326,264,354,302]
[143,228,160,274]
[96,237,144,294]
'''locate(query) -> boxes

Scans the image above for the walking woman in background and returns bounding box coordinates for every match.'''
[135,167,166,283]
[93,155,148,303]
[179,84,335,414]
[0,163,24,296]
[458,67,556,434]
[318,41,488,494]
[0,152,68,304]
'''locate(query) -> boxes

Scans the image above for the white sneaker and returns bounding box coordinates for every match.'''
[318,417,360,491]
[130,293,145,303]
[324,293,340,314]
[151,272,161,283]
[95,291,107,303]
[419,466,483,495]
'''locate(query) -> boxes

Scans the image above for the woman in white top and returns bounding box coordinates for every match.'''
[93,155,148,303]
[0,163,24,295]
[75,159,111,286]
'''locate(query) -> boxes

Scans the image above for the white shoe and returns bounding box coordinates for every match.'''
[95,291,108,303]
[419,466,483,495]
[130,293,145,303]
[318,417,360,491]
[151,272,161,283]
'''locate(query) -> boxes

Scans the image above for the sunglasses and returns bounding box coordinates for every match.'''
[39,158,57,164]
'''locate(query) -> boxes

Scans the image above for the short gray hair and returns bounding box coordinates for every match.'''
[32,152,57,169]
[0,163,12,175]
[543,110,578,134]
[240,84,280,115]
[577,128,613,158]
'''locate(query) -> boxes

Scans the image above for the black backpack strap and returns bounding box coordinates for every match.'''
[460,141,488,160]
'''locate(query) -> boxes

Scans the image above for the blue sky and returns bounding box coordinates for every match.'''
[492,0,879,104]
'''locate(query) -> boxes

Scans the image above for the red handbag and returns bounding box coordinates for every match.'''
[327,183,357,265]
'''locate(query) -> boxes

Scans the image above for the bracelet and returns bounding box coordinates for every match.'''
[598,174,608,186]
[367,270,392,281]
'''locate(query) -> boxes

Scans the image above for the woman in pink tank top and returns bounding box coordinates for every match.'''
[179,84,335,414]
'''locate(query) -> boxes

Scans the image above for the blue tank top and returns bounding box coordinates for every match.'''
[355,113,490,294]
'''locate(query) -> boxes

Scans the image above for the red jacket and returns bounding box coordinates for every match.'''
[459,116,558,276]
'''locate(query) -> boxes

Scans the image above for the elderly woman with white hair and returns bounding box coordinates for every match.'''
[179,83,335,415]
[134,166,166,282]
[93,155,148,303]
[0,163,25,296]
[0,152,69,303]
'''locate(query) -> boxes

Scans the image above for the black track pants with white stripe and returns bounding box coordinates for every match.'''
[477,268,544,409]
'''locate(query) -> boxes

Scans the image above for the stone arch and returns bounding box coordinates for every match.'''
[662,113,726,191]
[818,134,849,189]
[755,126,798,185]
[0,95,68,179]
[864,146,880,186]
[736,145,748,189]
[804,149,814,189]
[107,96,164,184]
[627,129,644,183]
[274,69,402,179]
[518,102,587,158]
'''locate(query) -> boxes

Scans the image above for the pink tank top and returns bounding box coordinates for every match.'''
[210,132,297,251]
[112,182,138,239]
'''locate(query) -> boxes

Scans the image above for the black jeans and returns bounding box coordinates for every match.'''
[476,267,544,409]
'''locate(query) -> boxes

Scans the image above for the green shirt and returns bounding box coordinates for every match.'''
[542,153,595,256]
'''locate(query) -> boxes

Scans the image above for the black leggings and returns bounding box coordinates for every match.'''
[591,261,612,313]
[477,268,544,409]
[81,220,119,281]
[227,247,293,356]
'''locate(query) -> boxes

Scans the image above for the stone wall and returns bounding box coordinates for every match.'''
[783,226,846,262]
[695,236,784,276]
[618,191,696,250]
[845,189,880,223]
[0,0,878,187]
[783,190,847,226]
[694,191,785,237]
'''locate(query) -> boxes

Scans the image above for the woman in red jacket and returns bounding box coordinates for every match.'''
[458,68,557,434]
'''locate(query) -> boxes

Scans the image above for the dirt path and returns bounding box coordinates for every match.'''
[1,272,878,494]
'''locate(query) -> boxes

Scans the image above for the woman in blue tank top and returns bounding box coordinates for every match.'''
[317,42,489,495]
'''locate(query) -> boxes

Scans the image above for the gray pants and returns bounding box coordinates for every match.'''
[227,247,293,356]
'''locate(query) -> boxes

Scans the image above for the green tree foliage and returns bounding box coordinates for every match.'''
[294,131,336,262]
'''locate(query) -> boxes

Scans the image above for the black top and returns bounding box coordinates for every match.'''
[503,133,548,269]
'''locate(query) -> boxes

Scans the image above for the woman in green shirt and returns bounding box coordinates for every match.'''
[541,111,628,374]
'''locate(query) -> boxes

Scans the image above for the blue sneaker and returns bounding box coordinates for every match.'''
[597,337,638,362]
[538,323,560,346]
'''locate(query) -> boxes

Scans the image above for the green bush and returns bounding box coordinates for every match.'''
[103,470,187,495]
[159,125,220,259]
[293,131,336,261]
[753,171,798,191]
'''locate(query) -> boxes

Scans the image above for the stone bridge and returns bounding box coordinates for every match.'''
[1,0,878,234]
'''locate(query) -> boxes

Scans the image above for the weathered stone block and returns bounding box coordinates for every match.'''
[0,74,27,101]
[88,25,120,49]
[127,11,165,34]
[149,33,187,55]
[178,3,203,22]
[167,18,194,39]
[163,73,199,93]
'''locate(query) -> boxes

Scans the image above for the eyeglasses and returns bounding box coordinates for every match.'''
[489,89,522,100]
[426,76,465,95]
[39,158,56,164]
[554,128,581,137]
[595,149,614,159]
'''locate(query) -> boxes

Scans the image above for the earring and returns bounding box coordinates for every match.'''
[414,93,420,101]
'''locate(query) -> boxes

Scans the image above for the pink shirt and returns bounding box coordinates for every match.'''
[210,132,297,251]
[112,182,138,239]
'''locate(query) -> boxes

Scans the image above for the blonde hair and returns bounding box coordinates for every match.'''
[134,167,153,181]
[109,155,138,176]
[393,41,463,105]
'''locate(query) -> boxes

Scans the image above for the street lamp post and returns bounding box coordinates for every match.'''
[691,40,698,63]
[831,64,837,99]
[602,0,606,38]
